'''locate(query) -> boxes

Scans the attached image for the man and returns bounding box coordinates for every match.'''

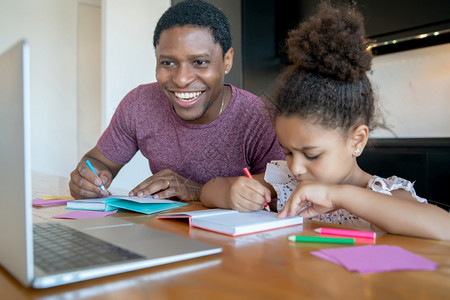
[69,0,284,207]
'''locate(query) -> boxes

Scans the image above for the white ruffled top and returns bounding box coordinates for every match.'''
[264,160,427,229]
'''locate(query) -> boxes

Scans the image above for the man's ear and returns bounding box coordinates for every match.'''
[224,47,234,75]
[350,124,369,157]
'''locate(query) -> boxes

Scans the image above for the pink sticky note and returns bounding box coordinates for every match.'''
[33,198,73,206]
[52,210,118,219]
[311,245,438,273]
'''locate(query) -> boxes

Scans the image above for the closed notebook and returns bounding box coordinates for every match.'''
[157,209,303,236]
[66,198,114,211]
[66,196,187,214]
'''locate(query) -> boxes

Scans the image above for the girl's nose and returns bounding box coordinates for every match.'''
[289,156,307,178]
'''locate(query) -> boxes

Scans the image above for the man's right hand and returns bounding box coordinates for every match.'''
[69,147,121,199]
[69,160,112,199]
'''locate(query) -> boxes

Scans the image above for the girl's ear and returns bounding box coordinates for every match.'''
[350,125,369,157]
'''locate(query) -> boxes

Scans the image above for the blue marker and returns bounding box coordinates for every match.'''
[85,160,107,192]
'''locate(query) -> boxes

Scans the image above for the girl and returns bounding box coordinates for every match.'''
[200,2,450,240]
[269,2,450,240]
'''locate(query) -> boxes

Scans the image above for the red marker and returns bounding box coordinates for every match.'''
[243,167,270,212]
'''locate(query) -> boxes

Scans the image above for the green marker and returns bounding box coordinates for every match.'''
[287,235,355,244]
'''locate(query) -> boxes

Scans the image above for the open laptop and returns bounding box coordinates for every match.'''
[0,40,222,289]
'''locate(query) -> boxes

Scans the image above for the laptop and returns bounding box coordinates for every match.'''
[0,40,222,289]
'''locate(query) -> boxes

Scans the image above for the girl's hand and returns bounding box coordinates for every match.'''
[278,181,339,218]
[227,176,271,212]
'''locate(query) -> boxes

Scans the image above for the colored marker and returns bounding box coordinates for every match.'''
[85,160,107,192]
[243,167,270,212]
[42,196,74,200]
[287,235,355,244]
[314,228,376,239]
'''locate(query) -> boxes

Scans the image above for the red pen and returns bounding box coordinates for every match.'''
[243,167,270,212]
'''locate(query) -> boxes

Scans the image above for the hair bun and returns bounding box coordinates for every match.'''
[286,2,372,81]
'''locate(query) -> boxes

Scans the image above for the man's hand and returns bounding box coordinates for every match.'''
[69,160,112,199]
[129,168,202,201]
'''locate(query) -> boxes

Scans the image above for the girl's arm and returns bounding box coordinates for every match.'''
[280,181,450,240]
[200,173,274,212]
[334,185,450,240]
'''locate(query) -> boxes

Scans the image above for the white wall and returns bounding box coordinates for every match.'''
[370,43,450,138]
[0,0,170,192]
[77,1,102,159]
[102,0,170,191]
[0,0,78,176]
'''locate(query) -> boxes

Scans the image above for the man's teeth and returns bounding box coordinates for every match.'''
[174,91,202,102]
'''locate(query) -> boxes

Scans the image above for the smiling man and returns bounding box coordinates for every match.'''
[69,0,284,205]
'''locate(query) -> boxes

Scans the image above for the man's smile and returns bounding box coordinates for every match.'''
[174,91,203,102]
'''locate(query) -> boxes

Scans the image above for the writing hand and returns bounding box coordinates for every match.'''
[69,160,112,199]
[129,168,202,201]
[227,176,271,212]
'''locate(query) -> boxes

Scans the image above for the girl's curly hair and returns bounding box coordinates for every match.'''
[273,1,378,133]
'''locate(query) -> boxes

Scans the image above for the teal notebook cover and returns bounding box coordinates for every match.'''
[104,198,187,215]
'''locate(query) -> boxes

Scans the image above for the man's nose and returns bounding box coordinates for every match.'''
[173,64,195,87]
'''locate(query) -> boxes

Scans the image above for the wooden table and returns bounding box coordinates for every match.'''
[1,172,449,299]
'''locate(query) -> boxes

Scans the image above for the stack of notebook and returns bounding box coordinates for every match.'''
[66,195,187,215]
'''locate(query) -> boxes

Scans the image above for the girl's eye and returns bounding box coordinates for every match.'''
[305,154,320,161]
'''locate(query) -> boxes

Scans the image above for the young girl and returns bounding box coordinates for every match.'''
[200,2,450,240]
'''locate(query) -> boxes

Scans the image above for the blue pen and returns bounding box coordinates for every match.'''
[85,160,107,192]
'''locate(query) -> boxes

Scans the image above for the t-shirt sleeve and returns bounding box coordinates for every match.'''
[249,130,285,174]
[97,91,138,165]
[244,101,285,174]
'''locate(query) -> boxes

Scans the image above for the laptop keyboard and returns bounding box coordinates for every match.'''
[33,222,144,273]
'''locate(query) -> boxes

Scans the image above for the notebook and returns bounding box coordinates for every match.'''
[158,209,303,236]
[0,40,222,289]
[66,195,188,214]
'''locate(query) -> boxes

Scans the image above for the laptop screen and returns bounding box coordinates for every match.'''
[0,40,34,286]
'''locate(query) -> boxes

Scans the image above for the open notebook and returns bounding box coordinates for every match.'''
[0,40,222,289]
[158,209,303,236]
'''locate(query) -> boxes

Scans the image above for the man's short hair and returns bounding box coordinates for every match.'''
[153,0,232,56]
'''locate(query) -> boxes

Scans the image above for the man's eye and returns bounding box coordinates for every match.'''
[194,60,208,66]
[161,61,174,66]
